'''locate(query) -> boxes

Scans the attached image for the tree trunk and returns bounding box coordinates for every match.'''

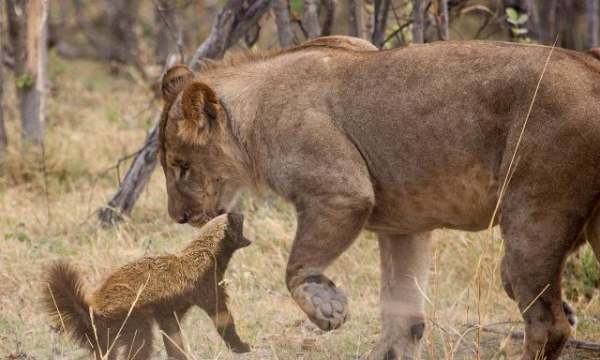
[321,0,336,36]
[347,0,365,39]
[154,0,183,64]
[302,0,322,38]
[372,0,391,47]
[412,0,430,44]
[99,0,271,225]
[538,0,558,45]
[588,0,599,48]
[0,2,7,159]
[526,0,539,41]
[272,0,295,48]
[440,0,449,40]
[6,0,48,147]
[559,0,577,49]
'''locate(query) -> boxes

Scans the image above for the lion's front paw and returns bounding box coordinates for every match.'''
[291,275,348,331]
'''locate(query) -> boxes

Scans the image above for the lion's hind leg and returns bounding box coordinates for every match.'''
[500,206,585,360]
[368,232,432,360]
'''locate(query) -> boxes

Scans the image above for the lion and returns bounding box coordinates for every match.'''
[43,213,251,359]
[157,37,600,360]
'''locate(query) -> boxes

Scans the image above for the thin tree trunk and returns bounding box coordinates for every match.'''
[347,0,365,38]
[440,0,449,40]
[538,0,558,45]
[155,0,183,64]
[6,0,47,147]
[365,0,375,41]
[588,0,599,48]
[99,0,271,225]
[303,0,322,38]
[372,0,391,47]
[0,2,7,159]
[272,0,294,48]
[526,0,539,41]
[560,0,577,49]
[321,0,336,36]
[412,0,430,44]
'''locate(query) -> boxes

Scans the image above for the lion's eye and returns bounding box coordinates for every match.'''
[180,163,190,176]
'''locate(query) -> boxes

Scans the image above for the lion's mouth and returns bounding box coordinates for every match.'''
[188,210,225,228]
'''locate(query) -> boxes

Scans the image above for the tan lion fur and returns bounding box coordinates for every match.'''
[157,36,600,360]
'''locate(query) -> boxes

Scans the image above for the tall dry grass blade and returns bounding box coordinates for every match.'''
[46,284,66,332]
[159,330,194,360]
[88,306,105,358]
[487,37,559,231]
[411,275,433,306]
[126,329,138,359]
[103,273,151,358]
[522,283,550,315]
[173,311,198,360]
[129,339,146,359]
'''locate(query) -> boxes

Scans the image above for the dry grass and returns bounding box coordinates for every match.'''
[1,55,600,360]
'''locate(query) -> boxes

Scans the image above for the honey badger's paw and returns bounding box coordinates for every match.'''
[231,342,251,353]
[291,275,349,331]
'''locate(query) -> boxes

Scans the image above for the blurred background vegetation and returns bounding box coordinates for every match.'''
[1,0,600,359]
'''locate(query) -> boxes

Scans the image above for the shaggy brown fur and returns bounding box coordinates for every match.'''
[158,36,600,360]
[43,213,251,359]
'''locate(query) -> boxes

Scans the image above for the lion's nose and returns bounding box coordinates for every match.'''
[177,212,190,224]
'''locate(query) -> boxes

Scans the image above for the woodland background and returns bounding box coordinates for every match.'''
[1,0,600,359]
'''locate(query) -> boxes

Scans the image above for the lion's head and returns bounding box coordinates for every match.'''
[158,65,249,227]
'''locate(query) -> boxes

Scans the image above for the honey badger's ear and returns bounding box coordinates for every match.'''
[178,81,220,146]
[161,65,194,102]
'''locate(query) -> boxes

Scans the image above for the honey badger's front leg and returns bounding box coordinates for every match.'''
[286,191,373,330]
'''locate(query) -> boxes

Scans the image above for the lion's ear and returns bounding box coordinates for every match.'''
[161,65,194,102]
[178,81,220,146]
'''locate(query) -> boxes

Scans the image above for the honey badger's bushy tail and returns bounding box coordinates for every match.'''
[42,261,95,349]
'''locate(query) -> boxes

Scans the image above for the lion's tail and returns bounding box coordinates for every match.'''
[42,261,97,349]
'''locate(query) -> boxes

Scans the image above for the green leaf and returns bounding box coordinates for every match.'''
[517,13,529,24]
[505,7,519,20]
[16,74,34,90]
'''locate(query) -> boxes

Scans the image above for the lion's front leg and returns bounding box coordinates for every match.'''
[286,194,373,331]
[368,232,432,360]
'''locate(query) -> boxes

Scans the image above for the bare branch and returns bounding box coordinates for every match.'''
[100,0,271,225]
[476,323,600,352]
